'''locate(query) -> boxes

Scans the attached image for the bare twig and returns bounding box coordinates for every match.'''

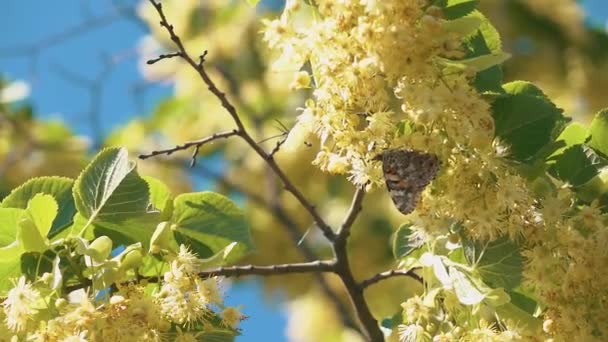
[66,260,336,293]
[146,52,182,65]
[138,129,239,165]
[269,136,288,157]
[197,260,335,278]
[335,186,367,242]
[359,269,424,290]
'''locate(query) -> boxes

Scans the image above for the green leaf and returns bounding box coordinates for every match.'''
[495,302,542,333]
[23,194,57,239]
[588,108,608,157]
[199,242,238,269]
[442,0,479,20]
[18,194,58,253]
[492,81,569,162]
[507,290,538,315]
[171,192,253,261]
[143,176,172,212]
[0,253,22,296]
[73,147,153,241]
[548,122,588,160]
[392,224,424,259]
[1,177,75,237]
[549,144,608,187]
[463,236,523,290]
[91,215,159,252]
[461,11,504,92]
[0,208,24,246]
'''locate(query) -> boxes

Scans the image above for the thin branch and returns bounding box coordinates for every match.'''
[335,186,367,243]
[331,188,384,342]
[269,135,288,157]
[66,260,336,293]
[197,260,335,278]
[142,0,336,241]
[146,52,182,65]
[359,269,424,290]
[138,130,239,163]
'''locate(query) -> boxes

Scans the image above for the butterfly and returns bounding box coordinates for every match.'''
[375,149,441,214]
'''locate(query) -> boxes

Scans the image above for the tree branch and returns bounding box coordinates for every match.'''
[331,188,384,342]
[359,269,424,290]
[138,129,239,166]
[142,0,336,241]
[146,52,182,65]
[335,186,366,243]
[197,260,335,278]
[66,261,336,293]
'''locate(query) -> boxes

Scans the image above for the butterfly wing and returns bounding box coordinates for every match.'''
[381,150,440,214]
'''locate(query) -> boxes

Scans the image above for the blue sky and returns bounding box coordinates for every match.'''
[1,1,607,341]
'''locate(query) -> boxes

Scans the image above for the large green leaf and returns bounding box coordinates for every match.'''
[93,215,159,251]
[548,122,588,160]
[171,192,253,260]
[0,253,22,296]
[0,208,24,295]
[1,176,75,237]
[143,176,173,221]
[549,144,608,187]
[496,302,542,333]
[588,108,608,157]
[18,194,57,253]
[73,148,151,233]
[491,81,569,162]
[507,290,538,315]
[0,208,23,246]
[461,11,504,93]
[463,236,523,290]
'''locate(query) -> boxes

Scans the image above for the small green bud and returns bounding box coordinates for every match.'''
[87,236,113,263]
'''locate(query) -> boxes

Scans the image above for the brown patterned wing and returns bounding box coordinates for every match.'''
[380,149,441,214]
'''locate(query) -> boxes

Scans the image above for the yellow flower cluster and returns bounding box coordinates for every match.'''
[523,199,608,340]
[154,246,224,326]
[265,0,608,340]
[0,245,243,341]
[264,0,526,239]
[263,0,525,244]
[264,0,475,187]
